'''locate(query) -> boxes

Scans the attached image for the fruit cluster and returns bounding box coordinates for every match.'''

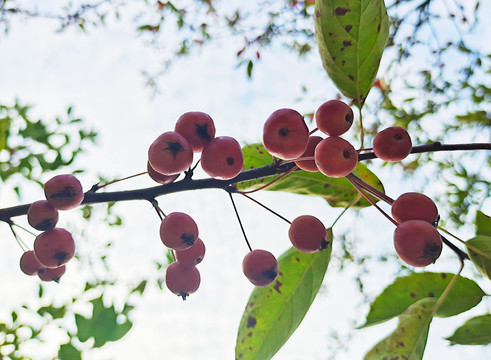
[16,101,443,295]
[20,174,83,282]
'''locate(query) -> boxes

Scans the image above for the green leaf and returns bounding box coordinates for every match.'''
[76,296,133,347]
[446,315,491,345]
[361,273,485,327]
[58,342,82,360]
[37,305,67,319]
[235,230,332,360]
[476,210,491,237]
[237,144,384,208]
[466,235,491,280]
[314,0,389,105]
[364,298,437,360]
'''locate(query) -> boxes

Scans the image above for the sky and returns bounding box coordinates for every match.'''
[0,1,490,360]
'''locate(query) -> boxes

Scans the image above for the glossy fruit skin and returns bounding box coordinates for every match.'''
[373,126,412,162]
[314,136,358,178]
[315,100,354,136]
[262,108,309,160]
[200,136,244,180]
[38,265,66,282]
[391,192,439,225]
[165,261,201,300]
[148,131,193,175]
[44,174,84,210]
[160,212,199,251]
[289,215,328,253]
[147,161,179,185]
[242,249,279,287]
[33,228,75,268]
[20,250,45,275]
[294,135,323,172]
[27,200,59,231]
[174,111,216,152]
[175,238,206,267]
[393,220,442,267]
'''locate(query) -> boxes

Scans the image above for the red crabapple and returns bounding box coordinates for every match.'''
[165,261,201,300]
[44,174,84,210]
[27,200,59,231]
[262,108,309,160]
[38,265,66,282]
[294,135,323,172]
[33,228,75,268]
[148,131,193,175]
[175,238,206,267]
[160,212,199,251]
[147,161,179,185]
[174,111,216,152]
[315,100,354,136]
[391,192,439,225]
[289,215,328,253]
[20,250,45,275]
[373,126,412,162]
[314,136,358,178]
[242,249,279,287]
[393,220,442,267]
[200,136,244,180]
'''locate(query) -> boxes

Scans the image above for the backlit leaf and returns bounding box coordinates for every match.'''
[361,273,485,328]
[364,298,437,360]
[235,230,332,360]
[314,0,389,105]
[238,143,384,208]
[466,235,491,280]
[446,315,491,345]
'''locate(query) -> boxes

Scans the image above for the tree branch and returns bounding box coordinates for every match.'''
[0,142,489,220]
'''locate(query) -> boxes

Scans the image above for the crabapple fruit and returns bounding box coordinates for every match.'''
[242,249,279,287]
[44,174,84,210]
[175,238,206,267]
[391,192,439,225]
[262,108,309,160]
[165,261,201,300]
[314,136,358,178]
[160,212,199,251]
[289,215,328,253]
[33,228,75,268]
[294,135,323,172]
[373,126,412,162]
[27,200,59,231]
[38,265,66,282]
[148,131,193,175]
[315,100,354,136]
[200,136,244,180]
[174,111,216,152]
[147,161,179,185]
[20,250,45,275]
[393,220,442,267]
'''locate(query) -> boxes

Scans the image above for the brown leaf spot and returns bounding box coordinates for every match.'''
[343,40,352,47]
[335,7,350,15]
[341,60,346,66]
[295,257,301,262]
[316,10,321,18]
[247,332,253,337]
[348,75,354,81]
[410,292,416,297]
[247,316,257,328]
[441,273,447,279]
[345,25,353,32]
[274,280,283,294]
[428,292,435,297]
[397,341,405,347]
[377,24,381,32]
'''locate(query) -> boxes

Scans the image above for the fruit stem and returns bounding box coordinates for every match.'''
[8,222,29,253]
[346,175,399,226]
[330,193,362,228]
[237,165,299,194]
[346,173,395,205]
[150,198,166,220]
[237,191,291,225]
[309,127,318,135]
[94,171,148,190]
[357,106,364,149]
[228,192,253,252]
[431,261,464,318]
